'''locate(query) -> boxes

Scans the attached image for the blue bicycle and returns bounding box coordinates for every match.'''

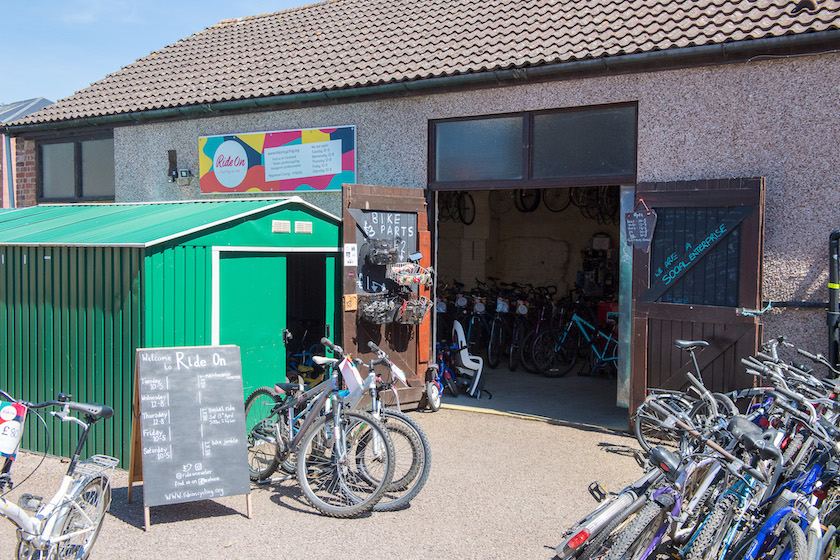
[530,312,617,377]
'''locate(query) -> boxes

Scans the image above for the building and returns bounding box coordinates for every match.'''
[0,98,53,208]
[3,0,840,417]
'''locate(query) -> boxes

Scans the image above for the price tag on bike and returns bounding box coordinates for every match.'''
[0,402,26,458]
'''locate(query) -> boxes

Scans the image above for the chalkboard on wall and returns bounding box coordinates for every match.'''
[131,345,251,517]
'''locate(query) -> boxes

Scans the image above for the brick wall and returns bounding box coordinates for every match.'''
[15,139,36,207]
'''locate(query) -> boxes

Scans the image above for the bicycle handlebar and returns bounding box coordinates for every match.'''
[321,337,345,357]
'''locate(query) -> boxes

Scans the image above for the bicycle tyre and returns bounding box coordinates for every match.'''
[532,329,577,377]
[632,394,693,454]
[487,320,505,368]
[603,494,674,560]
[425,380,442,411]
[577,508,633,560]
[54,475,111,560]
[684,493,739,560]
[514,189,541,213]
[509,324,525,371]
[296,409,395,517]
[374,409,432,512]
[457,192,476,225]
[488,190,514,216]
[245,386,283,481]
[520,331,540,373]
[543,188,572,213]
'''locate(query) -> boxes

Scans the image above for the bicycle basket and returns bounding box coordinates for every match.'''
[398,296,433,325]
[368,239,398,266]
[358,296,399,324]
[386,262,433,286]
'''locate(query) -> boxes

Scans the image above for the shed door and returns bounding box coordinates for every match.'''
[219,252,286,395]
[342,184,432,406]
[630,178,765,414]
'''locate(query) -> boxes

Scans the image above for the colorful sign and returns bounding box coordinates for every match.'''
[199,126,355,194]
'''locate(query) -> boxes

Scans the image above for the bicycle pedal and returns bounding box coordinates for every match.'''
[588,481,608,503]
[633,450,647,468]
[18,494,42,511]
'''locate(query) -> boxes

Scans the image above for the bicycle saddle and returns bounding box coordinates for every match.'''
[673,340,709,350]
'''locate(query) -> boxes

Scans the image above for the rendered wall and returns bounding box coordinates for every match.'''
[115,52,840,354]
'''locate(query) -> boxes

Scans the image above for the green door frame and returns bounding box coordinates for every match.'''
[210,246,341,392]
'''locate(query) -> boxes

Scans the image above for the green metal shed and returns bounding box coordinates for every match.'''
[0,197,341,465]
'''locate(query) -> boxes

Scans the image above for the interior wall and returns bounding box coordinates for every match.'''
[437,188,619,296]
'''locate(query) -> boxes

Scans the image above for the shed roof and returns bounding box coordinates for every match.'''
[9,0,840,128]
[0,198,338,247]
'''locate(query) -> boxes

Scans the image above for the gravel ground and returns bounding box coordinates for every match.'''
[1,408,643,560]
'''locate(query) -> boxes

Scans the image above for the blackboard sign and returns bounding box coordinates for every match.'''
[625,207,657,252]
[134,345,250,510]
[347,208,418,294]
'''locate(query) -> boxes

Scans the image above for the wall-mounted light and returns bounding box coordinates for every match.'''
[177,169,193,187]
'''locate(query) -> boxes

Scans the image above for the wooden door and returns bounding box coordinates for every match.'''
[630,178,765,414]
[342,184,433,407]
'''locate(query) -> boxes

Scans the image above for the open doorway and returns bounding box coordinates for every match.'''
[285,253,328,385]
[434,186,627,428]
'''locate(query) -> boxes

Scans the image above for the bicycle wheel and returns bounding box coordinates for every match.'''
[296,409,395,517]
[457,192,476,225]
[54,475,111,560]
[543,188,572,212]
[684,494,740,560]
[603,494,674,560]
[532,328,578,377]
[487,319,505,368]
[520,331,539,373]
[373,409,432,512]
[509,324,525,371]
[425,380,442,411]
[488,190,514,216]
[514,189,541,212]
[245,386,282,481]
[632,394,693,454]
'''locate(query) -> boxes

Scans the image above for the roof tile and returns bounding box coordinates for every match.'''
[14,0,840,125]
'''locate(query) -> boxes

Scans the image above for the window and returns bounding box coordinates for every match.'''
[429,103,637,189]
[39,134,115,201]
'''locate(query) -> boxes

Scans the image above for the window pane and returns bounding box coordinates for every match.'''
[435,116,523,181]
[41,143,75,198]
[533,106,636,179]
[81,138,115,197]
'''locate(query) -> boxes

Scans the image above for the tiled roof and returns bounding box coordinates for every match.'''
[0,98,53,124]
[13,0,840,126]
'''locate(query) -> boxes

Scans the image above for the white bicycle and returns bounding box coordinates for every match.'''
[0,389,117,560]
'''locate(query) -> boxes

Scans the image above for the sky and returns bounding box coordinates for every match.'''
[1,0,312,105]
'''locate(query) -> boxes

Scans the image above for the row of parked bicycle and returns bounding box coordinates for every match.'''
[244,338,431,517]
[436,277,618,379]
[556,336,840,560]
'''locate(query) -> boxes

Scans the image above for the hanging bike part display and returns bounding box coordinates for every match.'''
[625,199,657,253]
[128,345,251,530]
[347,208,418,295]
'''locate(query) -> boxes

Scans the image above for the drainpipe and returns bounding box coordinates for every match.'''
[3,134,13,209]
[828,229,840,368]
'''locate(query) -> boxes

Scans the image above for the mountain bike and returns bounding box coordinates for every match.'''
[243,343,396,517]
[0,390,118,560]
[531,312,617,377]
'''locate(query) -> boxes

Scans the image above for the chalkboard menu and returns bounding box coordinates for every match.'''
[135,345,250,508]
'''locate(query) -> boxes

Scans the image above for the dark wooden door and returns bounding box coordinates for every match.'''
[342,184,432,407]
[630,178,765,414]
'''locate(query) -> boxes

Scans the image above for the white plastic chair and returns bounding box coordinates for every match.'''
[451,320,484,397]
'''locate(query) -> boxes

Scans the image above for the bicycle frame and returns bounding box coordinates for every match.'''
[0,396,117,557]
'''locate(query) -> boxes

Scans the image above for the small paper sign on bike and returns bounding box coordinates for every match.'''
[339,357,364,392]
[0,402,26,458]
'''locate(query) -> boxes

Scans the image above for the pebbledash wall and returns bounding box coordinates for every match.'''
[111,52,839,354]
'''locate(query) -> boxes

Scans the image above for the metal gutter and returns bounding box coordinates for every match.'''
[4,29,840,135]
